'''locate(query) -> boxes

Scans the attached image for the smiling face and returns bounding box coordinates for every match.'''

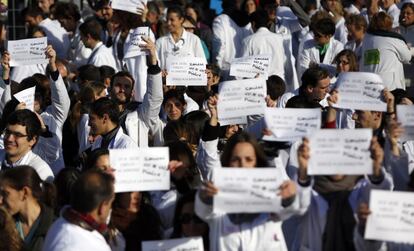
[4,124,36,162]
[400,5,414,26]
[167,12,184,34]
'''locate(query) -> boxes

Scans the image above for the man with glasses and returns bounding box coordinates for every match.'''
[0,110,54,182]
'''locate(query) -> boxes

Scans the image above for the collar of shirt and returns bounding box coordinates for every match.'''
[92,41,104,53]
[2,150,32,169]
[168,28,188,46]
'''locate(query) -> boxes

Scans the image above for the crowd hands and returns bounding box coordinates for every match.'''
[0,0,413,251]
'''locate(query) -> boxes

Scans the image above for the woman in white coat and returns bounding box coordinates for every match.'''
[194,95,310,251]
[360,12,412,90]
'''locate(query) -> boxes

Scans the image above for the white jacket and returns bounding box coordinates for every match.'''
[156,29,206,70]
[43,217,111,251]
[39,18,70,59]
[91,127,138,150]
[0,149,54,182]
[68,23,92,67]
[212,14,253,74]
[386,4,401,28]
[360,33,412,90]
[87,42,117,70]
[297,37,344,80]
[242,27,287,81]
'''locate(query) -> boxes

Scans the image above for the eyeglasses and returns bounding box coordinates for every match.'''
[4,129,28,138]
[180,213,204,224]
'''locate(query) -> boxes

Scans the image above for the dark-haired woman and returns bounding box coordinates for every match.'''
[0,166,56,251]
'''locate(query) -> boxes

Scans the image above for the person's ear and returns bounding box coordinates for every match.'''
[28,136,37,148]
[102,114,110,123]
[306,85,314,94]
[21,186,31,201]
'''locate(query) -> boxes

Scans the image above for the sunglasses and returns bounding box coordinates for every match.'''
[180,213,204,224]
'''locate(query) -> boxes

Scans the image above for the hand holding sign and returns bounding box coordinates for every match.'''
[45,45,57,72]
[140,36,157,65]
[1,51,10,79]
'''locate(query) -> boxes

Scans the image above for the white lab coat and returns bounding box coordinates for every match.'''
[360,33,411,90]
[91,127,138,150]
[43,217,111,251]
[0,150,54,182]
[68,23,92,67]
[335,17,348,45]
[386,4,401,29]
[297,37,344,79]
[398,24,414,86]
[112,29,156,102]
[87,41,117,70]
[242,27,287,81]
[10,64,47,84]
[212,14,253,76]
[156,29,206,70]
[39,18,70,59]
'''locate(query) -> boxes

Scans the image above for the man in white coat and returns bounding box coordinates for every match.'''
[43,170,114,251]
[88,97,137,150]
[297,17,344,79]
[242,10,287,81]
[79,18,117,70]
[23,6,70,59]
[0,109,54,182]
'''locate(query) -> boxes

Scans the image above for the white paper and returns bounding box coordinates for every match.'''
[263,108,321,142]
[110,0,147,14]
[333,72,386,112]
[124,27,150,58]
[213,168,284,213]
[14,86,36,112]
[229,55,270,79]
[142,237,204,251]
[166,56,207,86]
[218,78,266,126]
[8,37,48,66]
[365,190,414,244]
[110,148,170,192]
[308,129,373,175]
[397,105,414,141]
[218,116,247,126]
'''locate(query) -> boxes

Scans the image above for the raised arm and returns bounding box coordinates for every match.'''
[45,45,70,128]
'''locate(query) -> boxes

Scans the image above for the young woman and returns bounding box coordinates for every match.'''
[398,3,414,87]
[194,95,306,251]
[155,6,206,71]
[0,166,56,251]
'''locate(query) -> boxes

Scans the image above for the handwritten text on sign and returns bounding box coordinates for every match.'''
[110,148,170,192]
[142,237,204,251]
[8,37,48,66]
[263,108,321,142]
[308,129,373,175]
[230,55,270,79]
[166,56,207,86]
[333,72,386,112]
[14,86,36,112]
[213,168,284,213]
[110,0,147,14]
[397,105,414,142]
[365,190,414,244]
[124,27,150,58]
[218,78,267,126]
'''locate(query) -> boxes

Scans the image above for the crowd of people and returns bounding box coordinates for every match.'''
[0,0,413,250]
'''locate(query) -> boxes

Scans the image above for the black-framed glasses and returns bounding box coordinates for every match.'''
[4,129,28,138]
[180,213,204,224]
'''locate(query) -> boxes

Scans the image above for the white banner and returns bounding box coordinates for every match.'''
[263,108,321,141]
[308,129,373,175]
[14,86,36,112]
[213,168,284,213]
[397,105,414,142]
[142,237,204,251]
[110,0,147,14]
[8,37,48,66]
[110,148,170,192]
[230,55,270,79]
[166,56,207,86]
[124,27,150,58]
[365,190,414,244]
[218,78,266,125]
[333,72,387,112]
